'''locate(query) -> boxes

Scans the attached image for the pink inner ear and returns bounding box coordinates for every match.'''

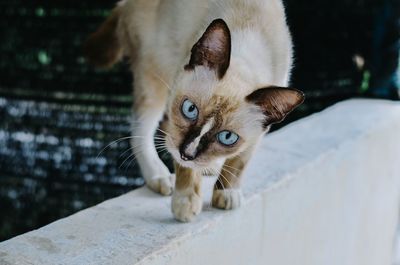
[277,90,304,112]
[185,19,231,79]
[204,29,225,52]
[246,86,305,125]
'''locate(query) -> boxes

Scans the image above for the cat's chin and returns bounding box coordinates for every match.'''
[172,154,204,170]
[175,160,199,169]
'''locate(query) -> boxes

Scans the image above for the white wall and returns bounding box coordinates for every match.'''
[1,99,400,265]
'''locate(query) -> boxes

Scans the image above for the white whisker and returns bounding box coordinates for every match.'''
[222,166,239,180]
[97,135,146,158]
[223,164,241,172]
[151,71,172,91]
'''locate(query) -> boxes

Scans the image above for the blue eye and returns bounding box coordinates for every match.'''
[181,99,199,121]
[217,130,239,146]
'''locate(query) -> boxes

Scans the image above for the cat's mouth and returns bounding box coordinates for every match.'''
[168,146,225,173]
[168,147,203,169]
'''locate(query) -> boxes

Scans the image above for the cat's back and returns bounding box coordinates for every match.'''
[119,0,292,83]
[120,0,290,50]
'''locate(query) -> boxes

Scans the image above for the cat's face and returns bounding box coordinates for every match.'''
[165,19,304,170]
[166,72,264,169]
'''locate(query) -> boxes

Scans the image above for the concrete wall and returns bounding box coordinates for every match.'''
[1,99,400,265]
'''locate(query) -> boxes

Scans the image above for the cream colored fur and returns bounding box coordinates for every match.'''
[104,0,295,221]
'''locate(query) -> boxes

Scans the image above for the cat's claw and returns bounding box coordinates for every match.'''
[172,190,202,222]
[212,189,242,210]
[146,174,175,196]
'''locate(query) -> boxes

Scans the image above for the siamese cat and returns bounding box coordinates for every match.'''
[84,0,304,222]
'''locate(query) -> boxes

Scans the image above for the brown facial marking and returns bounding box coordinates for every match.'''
[174,94,242,163]
[179,125,201,159]
[184,19,231,79]
[179,115,217,160]
[246,86,305,127]
[195,132,216,157]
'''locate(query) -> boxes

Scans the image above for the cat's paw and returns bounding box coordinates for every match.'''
[146,174,175,196]
[171,190,202,222]
[212,189,242,210]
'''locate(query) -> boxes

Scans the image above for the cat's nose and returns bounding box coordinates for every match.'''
[180,152,195,161]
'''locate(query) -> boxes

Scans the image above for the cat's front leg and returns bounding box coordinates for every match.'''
[132,112,174,196]
[212,146,254,210]
[172,163,202,222]
[131,71,174,196]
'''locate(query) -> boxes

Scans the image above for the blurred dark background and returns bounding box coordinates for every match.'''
[0,0,399,241]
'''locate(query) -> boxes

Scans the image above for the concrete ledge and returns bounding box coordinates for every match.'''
[1,99,400,265]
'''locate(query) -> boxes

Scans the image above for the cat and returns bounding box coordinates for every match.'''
[84,0,304,222]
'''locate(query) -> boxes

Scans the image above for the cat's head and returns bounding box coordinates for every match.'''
[166,19,304,170]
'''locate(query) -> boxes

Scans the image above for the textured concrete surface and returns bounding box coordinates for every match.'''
[1,99,400,265]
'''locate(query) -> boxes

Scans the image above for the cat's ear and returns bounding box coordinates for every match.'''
[184,19,231,79]
[246,86,305,126]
